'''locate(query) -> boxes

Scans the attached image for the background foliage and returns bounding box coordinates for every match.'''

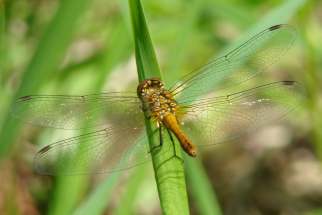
[1,0,322,214]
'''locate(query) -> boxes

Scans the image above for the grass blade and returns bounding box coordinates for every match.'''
[185,1,305,215]
[50,12,133,215]
[129,0,160,80]
[71,15,134,215]
[73,171,120,215]
[0,2,5,77]
[129,0,189,214]
[185,157,222,215]
[113,165,147,215]
[220,0,305,55]
[0,0,91,157]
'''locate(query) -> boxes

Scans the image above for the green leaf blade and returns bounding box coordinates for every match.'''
[129,0,190,214]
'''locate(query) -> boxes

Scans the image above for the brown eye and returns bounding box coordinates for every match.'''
[164,93,171,99]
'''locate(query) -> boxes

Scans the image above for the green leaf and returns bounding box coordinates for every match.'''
[0,2,5,76]
[164,0,204,86]
[129,0,189,214]
[230,0,305,47]
[129,0,160,81]
[185,157,222,215]
[184,1,306,215]
[52,13,133,215]
[73,171,120,215]
[113,165,147,215]
[0,0,91,157]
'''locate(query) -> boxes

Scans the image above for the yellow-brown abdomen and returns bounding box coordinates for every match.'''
[162,114,197,157]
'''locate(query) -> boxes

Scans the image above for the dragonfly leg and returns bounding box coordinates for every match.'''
[155,129,184,171]
[141,104,152,119]
[153,128,185,171]
[166,128,184,163]
[149,126,163,155]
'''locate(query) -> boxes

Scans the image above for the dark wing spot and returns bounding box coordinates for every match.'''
[282,80,295,85]
[38,145,51,154]
[269,24,283,31]
[19,95,32,101]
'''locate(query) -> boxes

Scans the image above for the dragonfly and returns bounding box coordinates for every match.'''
[12,24,300,175]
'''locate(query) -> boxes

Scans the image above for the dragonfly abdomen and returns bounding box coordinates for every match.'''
[163,114,197,157]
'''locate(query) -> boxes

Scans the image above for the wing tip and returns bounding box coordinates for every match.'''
[18,95,32,101]
[268,24,296,33]
[281,80,296,85]
[38,145,51,154]
[269,24,284,31]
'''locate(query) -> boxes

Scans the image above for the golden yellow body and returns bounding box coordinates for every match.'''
[137,78,197,157]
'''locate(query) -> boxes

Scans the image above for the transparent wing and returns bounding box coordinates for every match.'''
[12,92,141,129]
[170,24,296,103]
[33,125,152,175]
[178,81,301,147]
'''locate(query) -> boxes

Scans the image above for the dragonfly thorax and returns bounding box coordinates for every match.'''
[137,78,178,121]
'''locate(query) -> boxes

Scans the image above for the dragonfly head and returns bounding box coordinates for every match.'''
[137,77,164,98]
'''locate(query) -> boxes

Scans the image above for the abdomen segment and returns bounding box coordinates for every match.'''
[163,114,197,157]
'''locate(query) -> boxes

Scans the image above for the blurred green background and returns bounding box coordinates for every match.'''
[1,0,322,214]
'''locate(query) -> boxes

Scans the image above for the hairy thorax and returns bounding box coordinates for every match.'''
[137,77,197,157]
[137,78,177,122]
